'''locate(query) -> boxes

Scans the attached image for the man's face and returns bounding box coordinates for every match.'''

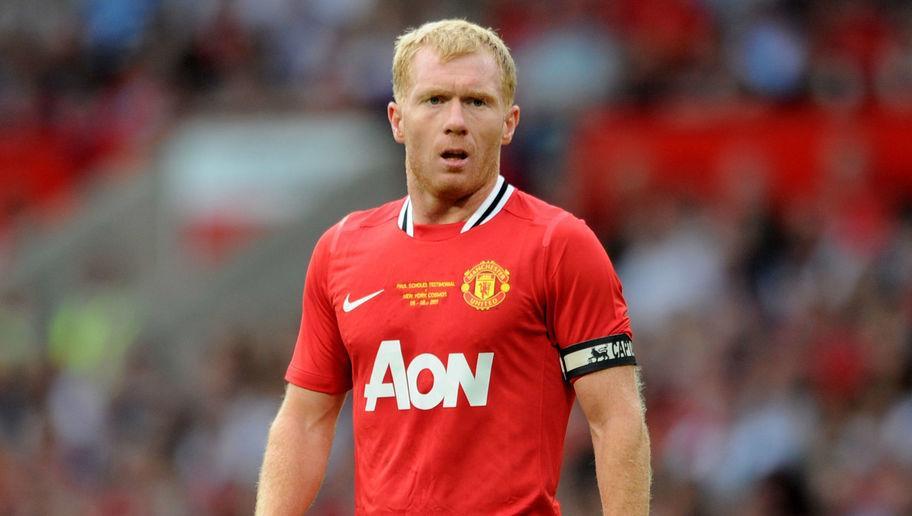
[388,47,520,201]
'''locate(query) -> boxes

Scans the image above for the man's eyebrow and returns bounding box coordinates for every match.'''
[462,90,497,102]
[415,88,449,98]
[414,88,498,101]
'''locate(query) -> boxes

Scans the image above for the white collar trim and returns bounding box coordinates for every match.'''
[397,175,514,237]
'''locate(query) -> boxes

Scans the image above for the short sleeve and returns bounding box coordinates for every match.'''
[285,224,353,394]
[545,217,635,381]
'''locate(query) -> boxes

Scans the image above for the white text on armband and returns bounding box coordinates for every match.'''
[559,334,636,381]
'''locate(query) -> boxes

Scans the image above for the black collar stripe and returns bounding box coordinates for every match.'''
[397,197,413,236]
[402,201,409,232]
[398,175,513,237]
[459,174,506,232]
[470,179,509,229]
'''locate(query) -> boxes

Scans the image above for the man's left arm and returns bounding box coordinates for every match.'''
[574,365,651,515]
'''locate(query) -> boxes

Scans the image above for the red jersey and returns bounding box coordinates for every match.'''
[286,176,634,515]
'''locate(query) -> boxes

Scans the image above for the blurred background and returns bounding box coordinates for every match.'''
[1,0,911,514]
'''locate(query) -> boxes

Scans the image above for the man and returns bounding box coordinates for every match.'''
[256,19,650,515]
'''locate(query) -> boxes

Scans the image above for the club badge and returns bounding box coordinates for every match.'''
[461,260,510,311]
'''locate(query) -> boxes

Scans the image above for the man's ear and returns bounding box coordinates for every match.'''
[501,105,520,145]
[388,101,405,143]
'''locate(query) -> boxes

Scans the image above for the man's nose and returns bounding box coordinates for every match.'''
[443,101,467,135]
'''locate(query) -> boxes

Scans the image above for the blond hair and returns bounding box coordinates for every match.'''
[391,19,517,106]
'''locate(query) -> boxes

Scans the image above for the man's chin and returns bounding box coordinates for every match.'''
[427,172,487,200]
[408,161,496,201]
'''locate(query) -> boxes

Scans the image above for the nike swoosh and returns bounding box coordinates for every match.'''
[342,289,384,313]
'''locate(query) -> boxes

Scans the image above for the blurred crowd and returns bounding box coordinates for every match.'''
[2,0,912,514]
[3,0,912,234]
[601,190,912,515]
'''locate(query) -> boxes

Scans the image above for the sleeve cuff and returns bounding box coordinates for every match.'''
[285,364,352,394]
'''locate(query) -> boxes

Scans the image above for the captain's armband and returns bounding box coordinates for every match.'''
[559,334,636,381]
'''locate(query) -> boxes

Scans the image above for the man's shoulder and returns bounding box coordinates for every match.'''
[314,198,403,254]
[505,189,594,247]
[343,198,404,230]
[504,189,560,219]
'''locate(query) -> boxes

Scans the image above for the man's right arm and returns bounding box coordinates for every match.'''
[255,384,346,515]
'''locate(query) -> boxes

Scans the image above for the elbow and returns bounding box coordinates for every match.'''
[589,400,649,449]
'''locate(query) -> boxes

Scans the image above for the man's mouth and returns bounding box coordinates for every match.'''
[441,150,469,160]
[440,149,469,167]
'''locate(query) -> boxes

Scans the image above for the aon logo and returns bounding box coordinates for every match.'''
[364,340,493,411]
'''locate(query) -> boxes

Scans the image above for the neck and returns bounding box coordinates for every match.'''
[406,174,499,225]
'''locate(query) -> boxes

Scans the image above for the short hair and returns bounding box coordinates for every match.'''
[391,19,517,106]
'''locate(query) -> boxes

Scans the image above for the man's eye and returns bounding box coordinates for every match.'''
[470,98,486,107]
[427,96,442,105]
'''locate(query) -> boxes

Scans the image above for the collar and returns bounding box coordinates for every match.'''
[397,175,515,238]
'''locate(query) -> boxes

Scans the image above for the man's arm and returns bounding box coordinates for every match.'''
[256,384,346,515]
[574,365,651,515]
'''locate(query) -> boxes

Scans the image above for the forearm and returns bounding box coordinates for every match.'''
[590,413,651,515]
[256,388,343,515]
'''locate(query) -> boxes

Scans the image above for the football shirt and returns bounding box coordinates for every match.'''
[287,176,634,514]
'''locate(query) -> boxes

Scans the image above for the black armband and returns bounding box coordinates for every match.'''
[559,334,636,381]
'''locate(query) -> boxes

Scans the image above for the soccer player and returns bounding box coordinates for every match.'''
[256,19,651,515]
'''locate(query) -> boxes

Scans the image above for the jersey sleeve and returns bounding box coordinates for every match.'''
[544,217,635,382]
[285,223,352,394]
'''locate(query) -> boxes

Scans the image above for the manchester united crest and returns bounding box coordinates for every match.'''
[461,260,510,310]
